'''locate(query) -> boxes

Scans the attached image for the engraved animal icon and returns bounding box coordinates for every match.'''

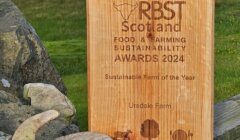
[114,130,133,140]
[113,2,138,20]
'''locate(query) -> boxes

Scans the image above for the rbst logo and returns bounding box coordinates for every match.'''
[113,0,186,21]
[113,2,138,20]
[114,0,186,32]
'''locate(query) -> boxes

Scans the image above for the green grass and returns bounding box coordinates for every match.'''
[12,0,86,41]
[215,0,240,102]
[44,39,88,130]
[12,0,240,131]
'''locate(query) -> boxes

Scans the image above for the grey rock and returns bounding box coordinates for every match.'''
[0,1,78,139]
[0,90,18,103]
[22,83,78,140]
[214,94,240,139]
[12,110,60,140]
[0,131,12,140]
[0,78,17,97]
[36,120,79,140]
[0,88,79,140]
[60,124,80,136]
[23,83,76,121]
[0,0,66,96]
[55,132,112,140]
[0,102,39,134]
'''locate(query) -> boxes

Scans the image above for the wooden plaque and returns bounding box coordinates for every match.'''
[87,0,214,139]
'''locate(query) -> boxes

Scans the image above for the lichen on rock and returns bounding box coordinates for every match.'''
[0,0,66,97]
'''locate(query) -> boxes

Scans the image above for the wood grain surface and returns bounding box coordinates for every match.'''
[87,0,214,139]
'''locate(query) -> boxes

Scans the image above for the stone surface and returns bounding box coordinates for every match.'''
[36,121,79,140]
[0,94,78,140]
[0,131,12,140]
[0,102,39,134]
[60,124,80,136]
[0,85,79,140]
[12,110,59,140]
[0,90,18,103]
[214,94,240,139]
[23,83,76,121]
[56,132,113,140]
[22,83,79,140]
[0,0,66,96]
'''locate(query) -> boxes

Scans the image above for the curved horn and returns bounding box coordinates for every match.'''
[12,110,60,140]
